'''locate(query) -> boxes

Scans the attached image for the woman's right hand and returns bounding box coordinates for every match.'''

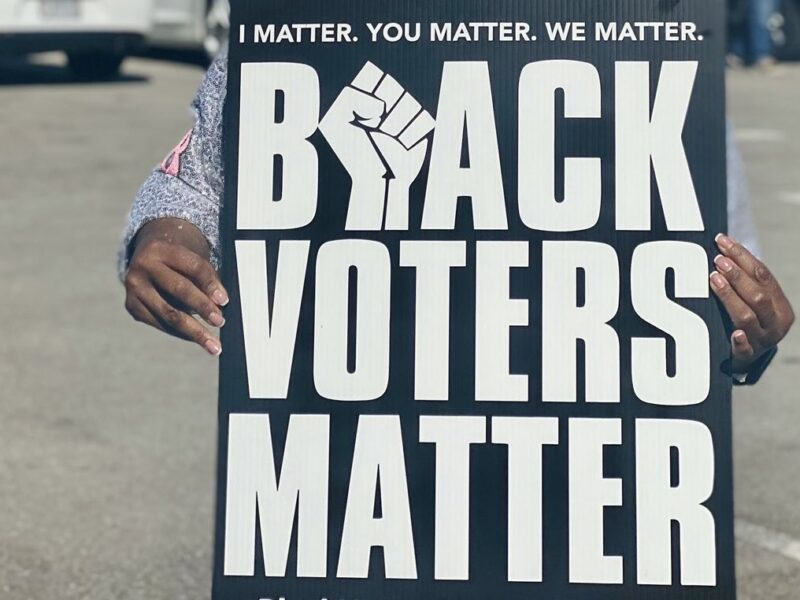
[124,218,228,356]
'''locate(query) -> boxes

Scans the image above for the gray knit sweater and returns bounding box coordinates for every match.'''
[121,48,760,274]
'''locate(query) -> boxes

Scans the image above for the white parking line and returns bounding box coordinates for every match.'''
[735,128,786,143]
[736,519,800,563]
[779,192,800,206]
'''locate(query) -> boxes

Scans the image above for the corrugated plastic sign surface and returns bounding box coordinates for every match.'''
[215,1,733,598]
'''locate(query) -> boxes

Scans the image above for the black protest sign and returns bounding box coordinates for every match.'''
[214,1,734,598]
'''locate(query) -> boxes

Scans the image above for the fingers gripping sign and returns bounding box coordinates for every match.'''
[709,234,795,373]
[320,62,436,230]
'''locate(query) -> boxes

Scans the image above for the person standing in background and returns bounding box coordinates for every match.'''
[728,0,780,68]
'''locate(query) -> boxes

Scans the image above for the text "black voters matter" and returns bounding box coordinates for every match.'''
[224,59,718,588]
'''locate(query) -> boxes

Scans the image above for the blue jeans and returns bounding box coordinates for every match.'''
[730,0,779,63]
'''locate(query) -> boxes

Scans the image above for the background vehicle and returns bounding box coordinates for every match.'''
[148,0,229,62]
[0,0,152,79]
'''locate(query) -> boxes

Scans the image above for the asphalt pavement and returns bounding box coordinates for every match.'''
[0,53,798,599]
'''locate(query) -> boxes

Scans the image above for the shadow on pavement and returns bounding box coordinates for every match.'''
[0,55,148,86]
[135,47,211,69]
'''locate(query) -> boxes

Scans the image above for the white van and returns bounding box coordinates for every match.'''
[148,0,229,61]
[0,0,152,79]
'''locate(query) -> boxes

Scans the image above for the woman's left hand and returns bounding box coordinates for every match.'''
[709,234,794,374]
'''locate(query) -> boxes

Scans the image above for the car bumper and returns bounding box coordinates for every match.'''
[0,31,144,54]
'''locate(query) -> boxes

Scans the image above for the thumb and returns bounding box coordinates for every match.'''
[321,87,385,131]
[346,87,385,128]
[731,330,756,362]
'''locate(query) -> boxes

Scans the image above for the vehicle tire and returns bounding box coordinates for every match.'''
[203,0,230,62]
[775,0,800,60]
[67,52,124,81]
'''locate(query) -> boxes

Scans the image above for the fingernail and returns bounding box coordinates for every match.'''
[733,330,747,344]
[204,339,222,356]
[710,272,727,290]
[714,255,734,273]
[716,234,734,251]
[209,312,225,328]
[212,289,229,306]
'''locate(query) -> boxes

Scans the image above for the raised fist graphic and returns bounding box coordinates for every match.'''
[319,62,436,230]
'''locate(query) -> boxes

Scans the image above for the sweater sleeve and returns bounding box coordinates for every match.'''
[118,48,229,278]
